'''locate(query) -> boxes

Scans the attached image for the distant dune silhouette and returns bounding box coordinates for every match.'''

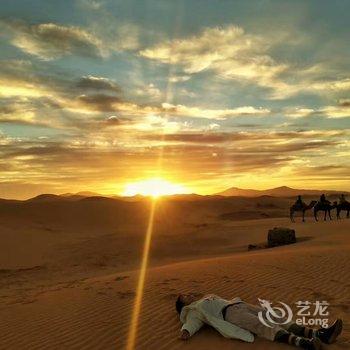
[216,185,350,197]
[1,186,349,202]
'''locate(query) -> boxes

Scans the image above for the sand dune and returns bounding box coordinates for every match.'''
[217,185,350,198]
[0,197,349,349]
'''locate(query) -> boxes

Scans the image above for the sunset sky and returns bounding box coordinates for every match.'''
[0,0,349,199]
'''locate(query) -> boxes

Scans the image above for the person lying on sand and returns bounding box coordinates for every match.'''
[176,294,342,350]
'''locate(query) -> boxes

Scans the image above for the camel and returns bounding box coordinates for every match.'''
[314,201,337,221]
[335,201,350,219]
[290,201,317,222]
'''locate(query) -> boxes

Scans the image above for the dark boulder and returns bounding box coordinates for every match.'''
[267,227,296,247]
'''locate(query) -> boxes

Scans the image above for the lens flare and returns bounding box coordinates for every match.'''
[126,199,157,350]
[126,4,184,348]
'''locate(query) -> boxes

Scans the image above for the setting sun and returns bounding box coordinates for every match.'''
[123,178,189,197]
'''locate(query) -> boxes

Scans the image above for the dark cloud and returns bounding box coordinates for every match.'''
[76,94,122,112]
[0,61,128,129]
[0,138,293,175]
[0,61,127,125]
[76,76,121,92]
[339,99,350,107]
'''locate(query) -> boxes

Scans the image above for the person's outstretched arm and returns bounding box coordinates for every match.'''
[180,311,204,340]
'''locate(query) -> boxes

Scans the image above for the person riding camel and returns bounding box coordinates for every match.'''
[319,194,330,205]
[295,195,304,208]
[339,194,347,204]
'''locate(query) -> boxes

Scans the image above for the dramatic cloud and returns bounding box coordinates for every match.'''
[1,20,105,59]
[140,25,350,100]
[70,96,269,120]
[0,123,348,198]
[0,135,324,179]
[140,26,288,93]
[1,19,139,60]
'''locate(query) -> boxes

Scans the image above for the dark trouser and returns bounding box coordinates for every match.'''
[224,302,293,341]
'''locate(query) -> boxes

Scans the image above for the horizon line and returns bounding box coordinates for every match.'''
[1,185,350,201]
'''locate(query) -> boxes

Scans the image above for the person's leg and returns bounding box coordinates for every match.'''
[224,303,283,340]
[274,330,321,350]
[286,323,318,338]
[224,303,321,349]
[243,302,295,332]
[244,302,342,345]
[286,319,343,344]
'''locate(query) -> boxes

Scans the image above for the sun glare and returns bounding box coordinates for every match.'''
[123,178,188,197]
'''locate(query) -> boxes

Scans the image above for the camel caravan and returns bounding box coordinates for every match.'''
[290,194,350,222]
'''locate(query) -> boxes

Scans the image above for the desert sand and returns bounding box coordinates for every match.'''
[0,195,349,349]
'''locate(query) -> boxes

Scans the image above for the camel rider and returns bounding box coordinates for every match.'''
[320,194,330,205]
[339,194,347,204]
[295,195,303,208]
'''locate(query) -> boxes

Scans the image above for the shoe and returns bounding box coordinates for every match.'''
[299,337,322,350]
[317,319,342,344]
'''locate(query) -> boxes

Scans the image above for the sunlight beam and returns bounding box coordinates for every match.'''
[126,198,157,350]
[126,4,184,349]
